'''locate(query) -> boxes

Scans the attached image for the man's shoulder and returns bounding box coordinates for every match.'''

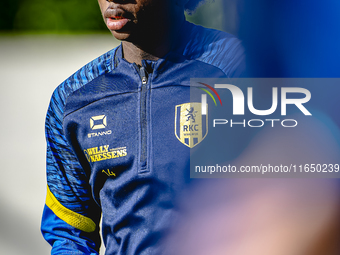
[52,46,118,106]
[182,22,245,77]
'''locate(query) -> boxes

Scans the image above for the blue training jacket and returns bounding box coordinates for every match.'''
[41,21,244,255]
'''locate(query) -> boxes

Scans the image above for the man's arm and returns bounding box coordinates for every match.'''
[41,88,101,254]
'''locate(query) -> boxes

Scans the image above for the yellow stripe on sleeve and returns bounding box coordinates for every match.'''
[45,185,96,233]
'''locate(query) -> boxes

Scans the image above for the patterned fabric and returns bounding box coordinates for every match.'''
[45,48,117,214]
[41,21,244,255]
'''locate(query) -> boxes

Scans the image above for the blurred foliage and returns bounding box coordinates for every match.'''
[186,0,239,35]
[0,1,21,30]
[186,0,224,31]
[0,0,107,32]
[0,0,238,34]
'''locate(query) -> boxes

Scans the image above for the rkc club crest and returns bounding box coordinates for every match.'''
[175,102,208,148]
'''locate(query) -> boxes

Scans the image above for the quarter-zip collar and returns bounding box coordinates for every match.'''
[114,44,162,72]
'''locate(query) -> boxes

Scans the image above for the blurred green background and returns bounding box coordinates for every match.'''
[0,0,239,35]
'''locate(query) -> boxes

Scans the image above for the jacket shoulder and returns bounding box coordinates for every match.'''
[51,47,118,109]
[182,22,245,77]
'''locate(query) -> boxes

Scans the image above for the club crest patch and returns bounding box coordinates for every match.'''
[175,102,208,148]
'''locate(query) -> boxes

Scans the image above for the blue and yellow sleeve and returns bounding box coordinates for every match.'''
[41,85,101,255]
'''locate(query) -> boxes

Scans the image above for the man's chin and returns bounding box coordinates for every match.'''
[110,31,133,42]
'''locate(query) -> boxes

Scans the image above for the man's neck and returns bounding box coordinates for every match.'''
[122,41,169,66]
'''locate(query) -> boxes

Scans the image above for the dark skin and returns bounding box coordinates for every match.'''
[97,0,187,66]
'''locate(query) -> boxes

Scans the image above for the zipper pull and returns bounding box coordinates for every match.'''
[140,66,148,85]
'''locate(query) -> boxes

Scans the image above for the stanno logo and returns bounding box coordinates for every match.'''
[88,115,113,138]
[175,102,208,148]
[90,115,107,130]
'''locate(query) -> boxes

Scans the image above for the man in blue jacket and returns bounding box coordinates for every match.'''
[41,0,244,254]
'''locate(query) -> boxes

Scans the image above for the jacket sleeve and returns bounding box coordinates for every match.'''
[41,88,102,255]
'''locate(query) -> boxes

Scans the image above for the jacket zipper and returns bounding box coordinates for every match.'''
[139,66,148,170]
